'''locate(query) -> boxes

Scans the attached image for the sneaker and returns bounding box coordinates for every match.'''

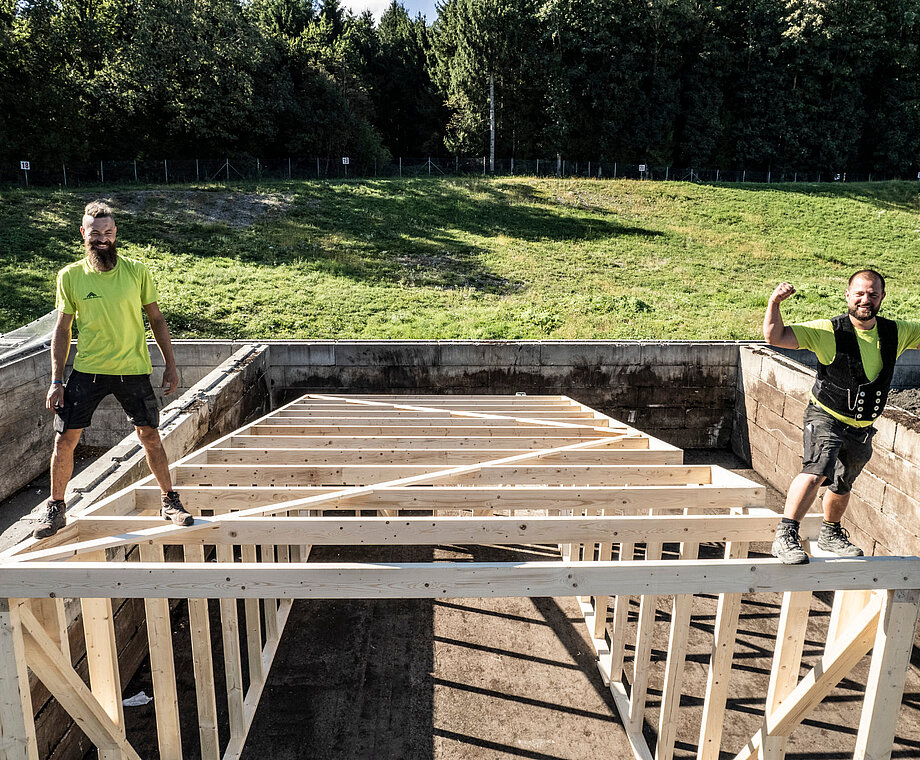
[817,522,864,557]
[772,522,809,565]
[33,499,66,539]
[161,491,194,526]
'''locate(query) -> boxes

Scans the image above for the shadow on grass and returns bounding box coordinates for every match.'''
[721,179,920,214]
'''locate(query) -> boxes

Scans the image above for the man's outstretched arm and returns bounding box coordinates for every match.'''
[143,301,179,395]
[763,282,800,348]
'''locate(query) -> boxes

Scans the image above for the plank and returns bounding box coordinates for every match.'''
[628,540,662,734]
[697,541,749,760]
[138,542,182,760]
[216,543,245,743]
[184,545,220,760]
[853,588,920,759]
[18,605,142,760]
[4,557,920,599]
[240,544,263,688]
[29,597,70,661]
[0,599,36,760]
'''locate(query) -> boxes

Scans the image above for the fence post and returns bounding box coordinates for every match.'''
[483,156,486,176]
[62,163,67,187]
[428,157,431,176]
[665,166,669,181]
[742,170,746,182]
[374,159,377,177]
[134,160,138,183]
[226,158,230,182]
[716,169,719,182]
[288,158,292,180]
[196,159,200,182]
[164,159,168,184]
[613,162,616,178]
[399,157,402,177]
[100,160,104,184]
[511,157,514,175]
[767,170,771,183]
[587,161,590,177]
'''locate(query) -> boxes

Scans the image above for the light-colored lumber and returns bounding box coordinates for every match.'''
[81,551,125,760]
[260,545,280,643]
[29,597,70,661]
[605,541,635,684]
[628,540,662,733]
[216,543,246,743]
[826,588,874,651]
[138,542,182,760]
[0,599,36,760]
[697,541,749,760]
[4,557,920,599]
[853,588,920,759]
[184,545,220,760]
[18,605,141,760]
[240,544,263,687]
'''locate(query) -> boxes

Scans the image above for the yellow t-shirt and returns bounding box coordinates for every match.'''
[56,256,158,375]
[791,318,920,426]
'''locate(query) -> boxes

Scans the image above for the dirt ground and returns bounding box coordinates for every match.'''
[887,387,920,417]
[101,449,920,760]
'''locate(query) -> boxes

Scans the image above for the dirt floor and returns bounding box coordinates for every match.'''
[92,449,920,760]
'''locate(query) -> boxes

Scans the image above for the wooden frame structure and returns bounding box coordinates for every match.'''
[1,393,919,760]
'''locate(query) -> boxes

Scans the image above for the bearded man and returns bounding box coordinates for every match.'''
[763,270,920,564]
[34,200,193,538]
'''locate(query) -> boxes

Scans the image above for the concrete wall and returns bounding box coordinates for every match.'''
[732,345,920,556]
[269,340,745,450]
[0,340,247,502]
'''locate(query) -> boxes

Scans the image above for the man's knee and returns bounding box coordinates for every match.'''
[795,471,826,488]
[135,425,162,446]
[52,428,82,455]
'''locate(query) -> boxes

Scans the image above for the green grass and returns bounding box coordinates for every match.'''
[3,178,920,340]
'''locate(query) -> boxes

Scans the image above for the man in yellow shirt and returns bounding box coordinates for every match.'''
[763,270,920,563]
[34,201,194,538]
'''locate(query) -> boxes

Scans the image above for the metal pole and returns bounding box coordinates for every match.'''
[536,158,539,175]
[767,170,771,183]
[428,157,431,176]
[226,158,230,182]
[399,157,402,177]
[489,73,495,174]
[134,160,138,182]
[23,169,28,186]
[62,163,67,187]
[742,170,746,182]
[196,159,200,182]
[483,156,485,176]
[613,162,616,178]
[588,161,591,177]
[665,166,669,181]
[100,160,104,184]
[164,159,168,184]
[288,157,292,180]
[257,158,260,177]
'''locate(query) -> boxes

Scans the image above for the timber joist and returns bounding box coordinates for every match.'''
[1,393,918,760]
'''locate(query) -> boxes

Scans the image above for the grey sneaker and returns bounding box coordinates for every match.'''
[33,499,66,539]
[772,522,809,565]
[817,523,864,557]
[161,491,194,526]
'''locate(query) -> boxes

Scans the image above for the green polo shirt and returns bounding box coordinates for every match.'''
[790,318,920,427]
[55,256,158,375]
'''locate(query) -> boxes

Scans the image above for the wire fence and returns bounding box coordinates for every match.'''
[4,156,916,187]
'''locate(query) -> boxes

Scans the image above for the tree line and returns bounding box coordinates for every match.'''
[3,0,919,176]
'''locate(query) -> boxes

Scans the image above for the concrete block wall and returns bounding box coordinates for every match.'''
[269,340,745,450]
[0,341,246,502]
[732,345,920,556]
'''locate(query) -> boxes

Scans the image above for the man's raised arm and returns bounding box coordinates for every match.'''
[763,282,800,348]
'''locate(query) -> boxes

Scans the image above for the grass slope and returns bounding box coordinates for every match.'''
[3,178,920,340]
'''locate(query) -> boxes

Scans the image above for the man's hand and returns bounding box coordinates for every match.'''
[161,366,179,396]
[46,384,64,412]
[770,282,796,304]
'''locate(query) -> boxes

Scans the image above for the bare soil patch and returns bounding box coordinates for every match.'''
[94,189,293,228]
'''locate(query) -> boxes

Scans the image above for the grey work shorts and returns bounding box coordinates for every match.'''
[801,401,876,494]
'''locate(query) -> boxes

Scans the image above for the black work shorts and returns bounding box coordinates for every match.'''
[801,401,876,494]
[53,370,160,433]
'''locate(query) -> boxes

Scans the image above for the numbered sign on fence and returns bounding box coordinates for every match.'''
[20,161,30,170]
[342,157,350,165]
[638,164,646,172]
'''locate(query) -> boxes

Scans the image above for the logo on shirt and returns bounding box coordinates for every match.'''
[84,291,101,299]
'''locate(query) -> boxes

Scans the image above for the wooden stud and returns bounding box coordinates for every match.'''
[240,544,263,687]
[138,542,182,760]
[216,543,246,743]
[853,588,920,759]
[29,597,70,661]
[628,540,662,733]
[184,545,220,760]
[0,599,36,760]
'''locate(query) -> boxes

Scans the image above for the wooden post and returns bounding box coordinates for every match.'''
[698,541,749,760]
[241,544,263,686]
[0,599,36,760]
[853,588,920,759]
[185,545,220,760]
[29,597,69,660]
[81,551,126,760]
[826,589,874,651]
[628,540,661,732]
[217,543,245,742]
[139,542,182,760]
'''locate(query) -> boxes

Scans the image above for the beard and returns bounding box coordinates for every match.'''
[848,303,879,322]
[86,239,117,271]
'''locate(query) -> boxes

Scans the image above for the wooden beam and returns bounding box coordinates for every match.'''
[81,552,125,760]
[0,599,36,760]
[216,544,245,744]
[853,588,920,759]
[628,541,661,734]
[74,513,802,547]
[18,605,142,760]
[3,557,920,600]
[184,545,220,760]
[240,544,263,688]
[28,597,70,661]
[697,541,749,760]
[138,543,182,760]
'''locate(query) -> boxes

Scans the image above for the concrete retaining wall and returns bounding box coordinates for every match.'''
[732,345,920,556]
[0,340,247,502]
[269,340,744,450]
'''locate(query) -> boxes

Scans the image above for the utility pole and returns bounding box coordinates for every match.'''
[489,74,495,175]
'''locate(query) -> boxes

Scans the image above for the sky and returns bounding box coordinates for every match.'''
[343,0,440,23]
